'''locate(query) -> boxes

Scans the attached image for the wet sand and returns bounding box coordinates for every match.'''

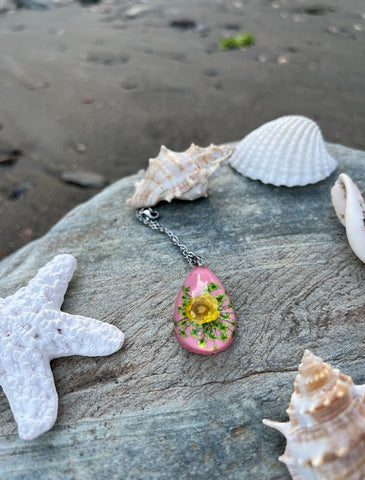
[0,0,364,258]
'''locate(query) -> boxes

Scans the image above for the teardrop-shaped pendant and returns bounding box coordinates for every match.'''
[174,266,237,354]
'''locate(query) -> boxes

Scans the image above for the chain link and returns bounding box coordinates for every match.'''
[136,208,203,267]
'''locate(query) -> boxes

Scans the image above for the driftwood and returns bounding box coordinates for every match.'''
[0,143,364,479]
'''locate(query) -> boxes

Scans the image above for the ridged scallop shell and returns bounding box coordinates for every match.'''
[263,350,365,480]
[331,173,365,264]
[126,143,234,208]
[229,116,337,186]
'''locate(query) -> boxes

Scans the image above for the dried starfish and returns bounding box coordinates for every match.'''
[0,254,124,440]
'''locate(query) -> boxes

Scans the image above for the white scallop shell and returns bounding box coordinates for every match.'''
[263,350,365,480]
[126,143,234,209]
[331,173,365,263]
[230,116,337,186]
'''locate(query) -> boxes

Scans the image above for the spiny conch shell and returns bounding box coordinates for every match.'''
[126,143,234,208]
[229,115,337,186]
[331,173,365,264]
[263,350,365,480]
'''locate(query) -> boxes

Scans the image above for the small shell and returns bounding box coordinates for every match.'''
[263,350,365,480]
[331,173,365,263]
[126,143,233,208]
[229,116,337,186]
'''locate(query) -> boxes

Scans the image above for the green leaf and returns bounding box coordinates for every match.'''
[227,300,234,310]
[179,330,188,338]
[206,331,218,341]
[208,320,220,330]
[216,323,228,333]
[216,294,226,304]
[207,283,220,293]
[218,333,229,342]
[190,328,200,338]
[197,339,207,349]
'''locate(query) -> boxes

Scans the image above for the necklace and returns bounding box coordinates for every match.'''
[136,207,237,355]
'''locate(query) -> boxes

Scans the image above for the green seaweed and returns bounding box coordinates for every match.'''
[219,33,255,50]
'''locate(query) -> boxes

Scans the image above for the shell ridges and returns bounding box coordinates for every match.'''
[263,350,365,480]
[230,115,337,187]
[126,143,233,208]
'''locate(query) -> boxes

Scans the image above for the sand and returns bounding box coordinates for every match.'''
[0,0,364,258]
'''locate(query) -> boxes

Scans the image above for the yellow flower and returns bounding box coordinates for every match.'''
[185,294,220,325]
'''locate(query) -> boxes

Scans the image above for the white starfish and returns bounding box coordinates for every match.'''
[0,254,124,440]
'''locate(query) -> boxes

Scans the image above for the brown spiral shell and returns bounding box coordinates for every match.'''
[263,350,365,480]
[126,143,234,209]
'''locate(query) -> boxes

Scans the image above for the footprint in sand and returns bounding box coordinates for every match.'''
[84,49,129,66]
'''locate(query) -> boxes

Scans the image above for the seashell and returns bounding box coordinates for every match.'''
[229,115,337,186]
[126,143,234,208]
[263,350,365,480]
[331,173,365,264]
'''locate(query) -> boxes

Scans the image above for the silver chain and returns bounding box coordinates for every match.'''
[136,208,203,267]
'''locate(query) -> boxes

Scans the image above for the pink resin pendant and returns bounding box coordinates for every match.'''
[174,266,237,354]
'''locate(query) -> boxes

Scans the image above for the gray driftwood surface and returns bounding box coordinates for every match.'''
[0,143,364,480]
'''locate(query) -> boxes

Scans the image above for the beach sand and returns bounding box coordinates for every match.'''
[0,0,364,258]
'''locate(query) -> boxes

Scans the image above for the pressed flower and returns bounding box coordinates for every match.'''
[185,294,220,325]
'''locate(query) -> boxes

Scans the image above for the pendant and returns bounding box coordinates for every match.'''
[174,266,237,354]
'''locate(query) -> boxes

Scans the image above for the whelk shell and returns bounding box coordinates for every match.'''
[126,143,234,209]
[263,350,365,480]
[331,173,365,264]
[229,115,337,186]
